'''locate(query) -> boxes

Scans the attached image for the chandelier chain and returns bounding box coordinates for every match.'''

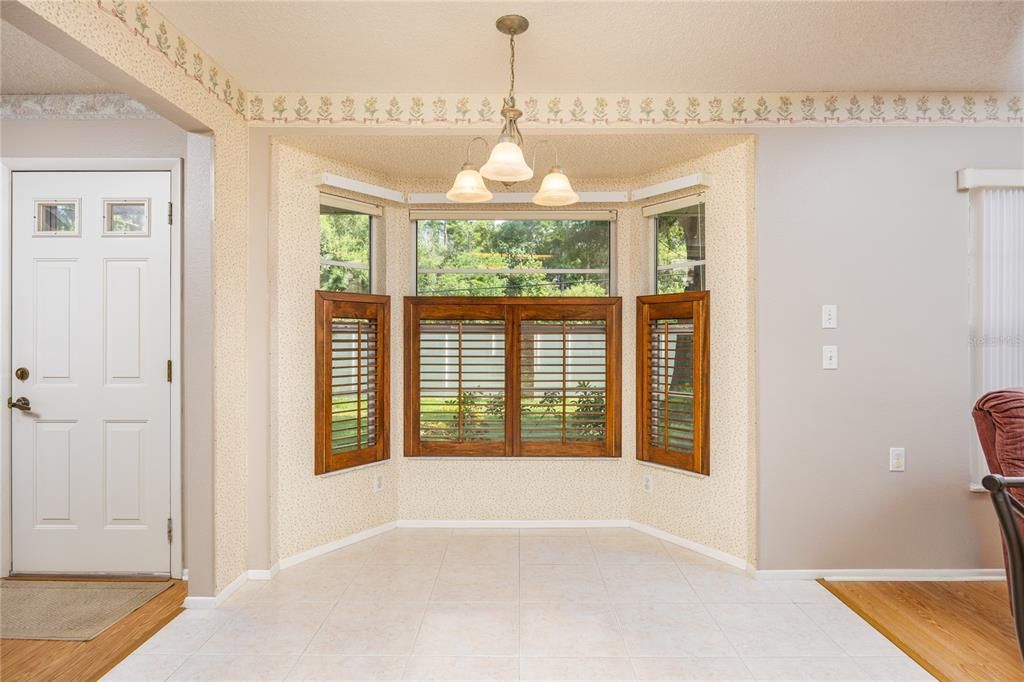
[508,33,516,101]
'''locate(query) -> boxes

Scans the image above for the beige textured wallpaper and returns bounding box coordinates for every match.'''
[20,0,252,593]
[269,142,399,561]
[628,140,758,563]
[269,134,756,564]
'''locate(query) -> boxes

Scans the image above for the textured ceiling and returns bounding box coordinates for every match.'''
[155,1,1023,93]
[276,132,748,182]
[0,20,113,95]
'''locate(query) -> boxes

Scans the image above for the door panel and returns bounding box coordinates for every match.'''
[12,171,171,575]
[34,420,76,524]
[103,420,146,524]
[34,259,76,383]
[104,259,146,383]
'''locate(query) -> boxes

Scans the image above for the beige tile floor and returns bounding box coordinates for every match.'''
[104,528,933,681]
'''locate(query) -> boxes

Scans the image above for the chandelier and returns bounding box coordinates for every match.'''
[445,15,579,206]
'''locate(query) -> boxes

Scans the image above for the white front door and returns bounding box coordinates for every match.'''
[11,171,172,575]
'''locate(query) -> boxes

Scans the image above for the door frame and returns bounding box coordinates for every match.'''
[1,158,183,578]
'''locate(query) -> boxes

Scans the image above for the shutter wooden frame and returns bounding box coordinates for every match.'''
[636,291,710,474]
[405,296,621,458]
[315,291,390,474]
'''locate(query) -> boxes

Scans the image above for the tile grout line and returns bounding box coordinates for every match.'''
[592,535,640,680]
[279,538,376,679]
[516,528,524,675]
[657,537,757,677]
[401,533,448,678]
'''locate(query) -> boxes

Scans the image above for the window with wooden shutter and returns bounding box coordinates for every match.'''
[405,297,621,457]
[637,292,709,474]
[315,291,390,474]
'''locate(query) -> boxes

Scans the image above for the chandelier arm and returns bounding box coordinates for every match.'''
[530,140,561,170]
[465,136,490,166]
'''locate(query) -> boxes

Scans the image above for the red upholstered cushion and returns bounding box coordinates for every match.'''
[974,389,1024,503]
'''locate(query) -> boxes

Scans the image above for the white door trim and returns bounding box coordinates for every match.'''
[1,158,183,579]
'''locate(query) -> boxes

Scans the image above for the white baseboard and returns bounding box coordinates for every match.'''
[222,519,1004,607]
[247,563,280,581]
[754,568,1006,581]
[396,519,630,529]
[628,521,749,571]
[278,521,396,570]
[183,570,248,609]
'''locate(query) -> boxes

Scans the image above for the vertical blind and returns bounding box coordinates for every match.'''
[315,292,390,474]
[970,187,1024,484]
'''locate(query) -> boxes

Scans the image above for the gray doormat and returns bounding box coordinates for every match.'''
[0,580,172,641]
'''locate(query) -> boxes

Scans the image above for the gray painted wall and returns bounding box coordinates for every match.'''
[0,118,186,157]
[756,126,1023,570]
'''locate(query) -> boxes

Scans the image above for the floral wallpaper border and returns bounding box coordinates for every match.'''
[247,92,1023,128]
[0,93,160,119]
[98,0,248,120]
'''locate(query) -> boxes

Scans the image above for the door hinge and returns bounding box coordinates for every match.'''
[167,202,173,224]
[167,517,173,543]
[167,360,172,383]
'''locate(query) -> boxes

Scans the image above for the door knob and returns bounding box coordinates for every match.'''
[7,397,31,411]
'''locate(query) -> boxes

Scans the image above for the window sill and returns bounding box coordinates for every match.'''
[636,460,710,479]
[403,456,623,462]
[317,459,389,478]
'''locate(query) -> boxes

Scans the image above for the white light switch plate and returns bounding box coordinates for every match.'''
[372,472,384,493]
[889,447,906,472]
[822,304,838,329]
[642,473,653,493]
[822,345,838,369]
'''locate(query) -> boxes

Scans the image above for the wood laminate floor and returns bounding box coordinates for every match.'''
[0,579,186,682]
[823,579,1024,681]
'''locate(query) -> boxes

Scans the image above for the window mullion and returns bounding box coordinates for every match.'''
[561,318,568,445]
[457,321,464,444]
[507,305,522,457]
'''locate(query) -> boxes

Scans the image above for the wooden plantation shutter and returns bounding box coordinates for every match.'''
[405,297,621,457]
[637,292,710,474]
[408,301,509,456]
[315,291,390,474]
[517,302,621,456]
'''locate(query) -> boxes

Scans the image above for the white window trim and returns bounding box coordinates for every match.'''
[320,191,382,217]
[319,192,377,293]
[647,194,706,294]
[957,168,1024,191]
[318,173,402,204]
[410,209,616,221]
[642,192,705,218]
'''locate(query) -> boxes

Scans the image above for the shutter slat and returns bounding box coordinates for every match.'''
[647,316,696,455]
[329,317,378,455]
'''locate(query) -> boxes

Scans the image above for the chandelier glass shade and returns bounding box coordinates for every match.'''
[480,138,534,183]
[533,166,580,207]
[446,164,493,203]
